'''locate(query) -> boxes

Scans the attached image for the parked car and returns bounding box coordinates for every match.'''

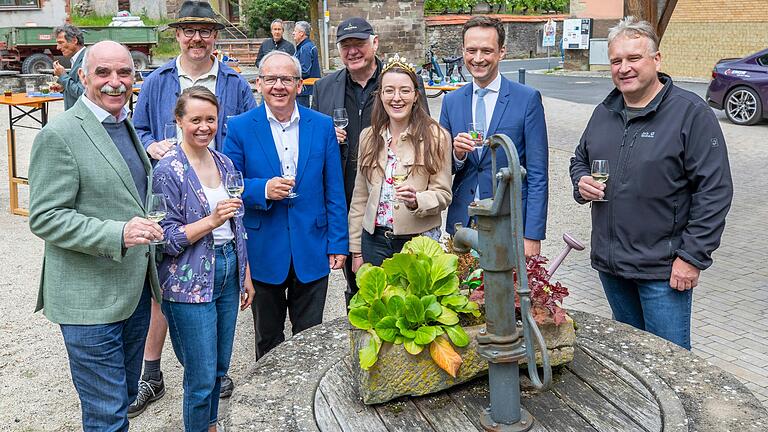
[706,48,768,125]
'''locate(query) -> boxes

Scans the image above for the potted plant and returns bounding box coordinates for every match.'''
[347,237,575,405]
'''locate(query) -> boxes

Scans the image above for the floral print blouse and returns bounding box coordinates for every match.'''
[375,129,441,241]
[152,146,249,303]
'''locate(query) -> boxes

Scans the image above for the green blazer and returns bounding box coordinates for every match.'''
[29,99,161,325]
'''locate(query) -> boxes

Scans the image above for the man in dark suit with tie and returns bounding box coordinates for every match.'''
[53,24,86,110]
[440,16,549,257]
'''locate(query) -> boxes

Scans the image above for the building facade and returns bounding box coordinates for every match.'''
[660,0,768,78]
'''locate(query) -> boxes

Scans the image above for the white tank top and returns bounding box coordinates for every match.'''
[201,182,235,246]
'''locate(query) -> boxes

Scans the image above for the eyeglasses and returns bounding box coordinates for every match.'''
[381,87,414,98]
[181,28,214,39]
[259,75,301,86]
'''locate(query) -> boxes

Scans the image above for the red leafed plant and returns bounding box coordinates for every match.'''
[453,244,569,326]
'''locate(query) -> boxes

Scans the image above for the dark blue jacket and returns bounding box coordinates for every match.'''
[295,38,321,97]
[133,58,256,152]
[440,76,549,240]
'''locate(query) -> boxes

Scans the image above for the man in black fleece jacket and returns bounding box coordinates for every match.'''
[569,16,733,350]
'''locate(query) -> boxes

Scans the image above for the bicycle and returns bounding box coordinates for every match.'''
[419,43,467,97]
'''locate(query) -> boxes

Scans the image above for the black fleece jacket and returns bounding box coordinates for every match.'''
[570,74,733,279]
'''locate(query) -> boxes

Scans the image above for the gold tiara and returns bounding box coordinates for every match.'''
[382,53,415,74]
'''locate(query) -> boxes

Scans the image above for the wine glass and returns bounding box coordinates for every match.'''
[225,171,245,217]
[146,194,167,245]
[591,160,609,202]
[164,122,178,146]
[391,161,409,209]
[469,122,485,148]
[282,151,298,199]
[333,108,348,144]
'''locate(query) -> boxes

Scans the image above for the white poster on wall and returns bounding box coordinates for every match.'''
[563,18,591,49]
[542,19,556,47]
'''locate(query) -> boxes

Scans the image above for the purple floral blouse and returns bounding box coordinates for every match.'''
[152,146,248,303]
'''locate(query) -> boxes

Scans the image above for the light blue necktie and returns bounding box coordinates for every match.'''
[475,87,490,158]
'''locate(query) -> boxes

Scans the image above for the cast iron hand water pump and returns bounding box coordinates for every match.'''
[452,134,551,431]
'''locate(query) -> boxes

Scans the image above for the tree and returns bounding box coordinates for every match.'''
[242,0,309,35]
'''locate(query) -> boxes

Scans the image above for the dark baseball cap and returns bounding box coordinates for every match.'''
[336,17,374,43]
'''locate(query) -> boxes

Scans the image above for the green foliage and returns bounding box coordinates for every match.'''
[242,0,309,35]
[348,237,480,371]
[70,14,179,59]
[425,0,568,14]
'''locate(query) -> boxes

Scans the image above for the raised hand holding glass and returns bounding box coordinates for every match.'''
[225,171,245,217]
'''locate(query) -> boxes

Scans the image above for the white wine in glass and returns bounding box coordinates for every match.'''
[591,159,609,202]
[333,108,348,145]
[146,194,167,245]
[225,171,245,217]
[283,151,298,199]
[391,162,409,208]
[164,122,178,146]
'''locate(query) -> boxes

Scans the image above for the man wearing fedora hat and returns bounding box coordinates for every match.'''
[311,17,429,306]
[130,0,256,417]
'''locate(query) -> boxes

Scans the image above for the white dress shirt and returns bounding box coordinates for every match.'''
[264,103,301,199]
[454,73,502,168]
[81,94,130,123]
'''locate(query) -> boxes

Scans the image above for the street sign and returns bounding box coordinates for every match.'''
[542,19,556,47]
[563,18,591,50]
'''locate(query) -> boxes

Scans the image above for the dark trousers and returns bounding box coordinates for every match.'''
[60,283,151,432]
[296,95,311,107]
[361,227,415,267]
[251,263,328,359]
[342,256,359,306]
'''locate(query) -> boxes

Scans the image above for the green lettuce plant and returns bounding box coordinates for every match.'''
[348,237,481,377]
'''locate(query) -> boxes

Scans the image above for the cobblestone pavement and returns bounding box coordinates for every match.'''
[0,91,765,430]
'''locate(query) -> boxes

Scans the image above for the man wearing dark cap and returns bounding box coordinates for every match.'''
[130,0,256,417]
[311,17,428,306]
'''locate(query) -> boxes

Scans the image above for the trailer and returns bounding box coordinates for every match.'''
[0,26,158,73]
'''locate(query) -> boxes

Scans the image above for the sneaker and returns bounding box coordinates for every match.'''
[219,374,234,398]
[128,374,166,418]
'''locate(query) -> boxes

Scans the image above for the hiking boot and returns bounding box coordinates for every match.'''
[128,374,166,418]
[219,374,234,398]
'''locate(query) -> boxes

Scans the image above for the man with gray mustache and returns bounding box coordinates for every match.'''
[29,40,162,431]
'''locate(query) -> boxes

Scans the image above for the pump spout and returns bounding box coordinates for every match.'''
[452,224,478,254]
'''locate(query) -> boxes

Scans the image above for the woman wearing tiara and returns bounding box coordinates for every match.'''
[348,55,453,272]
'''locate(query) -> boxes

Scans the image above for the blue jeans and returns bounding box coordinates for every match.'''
[599,272,692,350]
[60,282,152,432]
[162,241,240,432]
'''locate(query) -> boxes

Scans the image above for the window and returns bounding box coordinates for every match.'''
[0,0,40,9]
[757,54,768,67]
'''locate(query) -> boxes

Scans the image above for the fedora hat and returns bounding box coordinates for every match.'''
[170,1,225,30]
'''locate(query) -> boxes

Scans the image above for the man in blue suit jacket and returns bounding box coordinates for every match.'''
[224,51,348,358]
[440,16,549,257]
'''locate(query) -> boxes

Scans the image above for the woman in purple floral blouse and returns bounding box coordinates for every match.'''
[152,86,254,432]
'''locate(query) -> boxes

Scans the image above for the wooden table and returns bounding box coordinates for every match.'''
[1,93,63,216]
[424,82,467,98]
[224,311,768,431]
[315,346,679,432]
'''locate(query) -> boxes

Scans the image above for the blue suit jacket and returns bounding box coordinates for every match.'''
[223,104,349,284]
[440,76,548,239]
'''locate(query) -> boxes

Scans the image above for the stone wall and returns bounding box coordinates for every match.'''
[323,0,425,70]
[425,15,565,61]
[660,0,768,78]
[0,0,67,27]
[130,0,165,19]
